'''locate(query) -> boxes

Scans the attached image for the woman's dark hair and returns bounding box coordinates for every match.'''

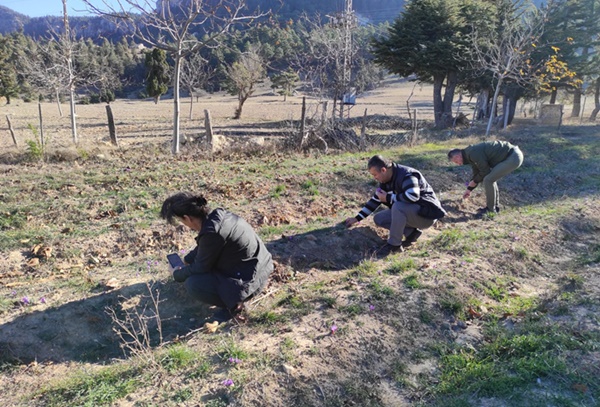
[367,155,391,171]
[160,192,211,225]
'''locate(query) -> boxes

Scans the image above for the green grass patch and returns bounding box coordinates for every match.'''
[384,258,417,274]
[36,364,142,406]
[254,310,289,326]
[158,344,201,372]
[300,179,320,195]
[368,279,395,300]
[430,228,480,255]
[403,273,422,289]
[340,303,363,316]
[431,309,600,405]
[348,260,379,279]
[216,339,248,361]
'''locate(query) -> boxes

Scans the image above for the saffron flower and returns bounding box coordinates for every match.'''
[10,290,17,297]
[330,324,338,334]
[369,304,375,312]
[222,379,234,387]
[21,296,30,305]
[228,357,242,364]
[39,297,46,304]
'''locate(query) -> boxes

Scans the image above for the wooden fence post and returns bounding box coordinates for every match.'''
[38,102,45,147]
[204,109,213,152]
[300,96,307,148]
[321,101,328,126]
[360,108,368,150]
[105,104,118,147]
[410,109,418,147]
[6,115,17,147]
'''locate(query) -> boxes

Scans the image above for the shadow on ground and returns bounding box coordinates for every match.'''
[0,280,215,364]
[267,224,385,272]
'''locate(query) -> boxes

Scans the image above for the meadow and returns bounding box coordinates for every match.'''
[0,79,599,406]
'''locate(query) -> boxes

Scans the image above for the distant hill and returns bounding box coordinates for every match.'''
[0,0,405,40]
[0,6,30,35]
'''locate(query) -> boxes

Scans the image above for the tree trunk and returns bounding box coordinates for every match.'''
[486,75,504,137]
[172,53,182,154]
[55,88,63,117]
[442,71,457,127]
[571,87,582,117]
[506,97,518,125]
[590,77,600,121]
[550,89,557,104]
[63,0,78,144]
[432,74,445,129]
[69,86,77,144]
[188,87,194,120]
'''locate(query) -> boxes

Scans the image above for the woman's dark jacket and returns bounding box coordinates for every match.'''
[178,208,273,302]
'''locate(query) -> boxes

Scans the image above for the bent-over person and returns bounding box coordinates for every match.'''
[345,155,446,256]
[448,140,523,217]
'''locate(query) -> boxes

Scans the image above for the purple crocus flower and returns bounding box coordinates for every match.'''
[39,297,46,304]
[222,379,234,387]
[330,324,338,334]
[21,296,30,305]
[369,304,375,312]
[228,357,242,364]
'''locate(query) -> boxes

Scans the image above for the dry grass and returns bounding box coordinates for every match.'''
[0,79,599,407]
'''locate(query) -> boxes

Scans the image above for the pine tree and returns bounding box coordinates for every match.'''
[145,48,170,104]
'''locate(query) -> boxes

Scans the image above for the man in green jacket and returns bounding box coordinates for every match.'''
[448,140,523,216]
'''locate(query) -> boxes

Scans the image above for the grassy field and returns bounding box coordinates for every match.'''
[0,80,599,406]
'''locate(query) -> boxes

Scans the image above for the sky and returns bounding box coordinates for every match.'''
[0,0,117,18]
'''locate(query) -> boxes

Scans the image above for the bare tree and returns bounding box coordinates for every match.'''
[21,40,68,117]
[224,45,266,119]
[83,0,268,154]
[468,2,545,136]
[291,14,357,118]
[61,0,79,144]
[179,52,215,119]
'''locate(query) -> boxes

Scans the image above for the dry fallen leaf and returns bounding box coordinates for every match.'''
[204,321,219,333]
[42,246,52,258]
[27,258,40,267]
[105,278,119,289]
[468,306,482,318]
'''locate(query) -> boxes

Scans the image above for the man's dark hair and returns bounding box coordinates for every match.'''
[447,149,462,160]
[160,192,211,225]
[367,155,391,171]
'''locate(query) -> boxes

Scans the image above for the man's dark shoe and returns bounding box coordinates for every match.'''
[375,243,403,257]
[402,229,423,248]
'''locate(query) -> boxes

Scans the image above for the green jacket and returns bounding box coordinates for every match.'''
[462,141,517,183]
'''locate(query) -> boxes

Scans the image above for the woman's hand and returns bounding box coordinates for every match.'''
[172,267,191,282]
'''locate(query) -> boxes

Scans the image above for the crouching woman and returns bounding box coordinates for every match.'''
[161,192,273,321]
